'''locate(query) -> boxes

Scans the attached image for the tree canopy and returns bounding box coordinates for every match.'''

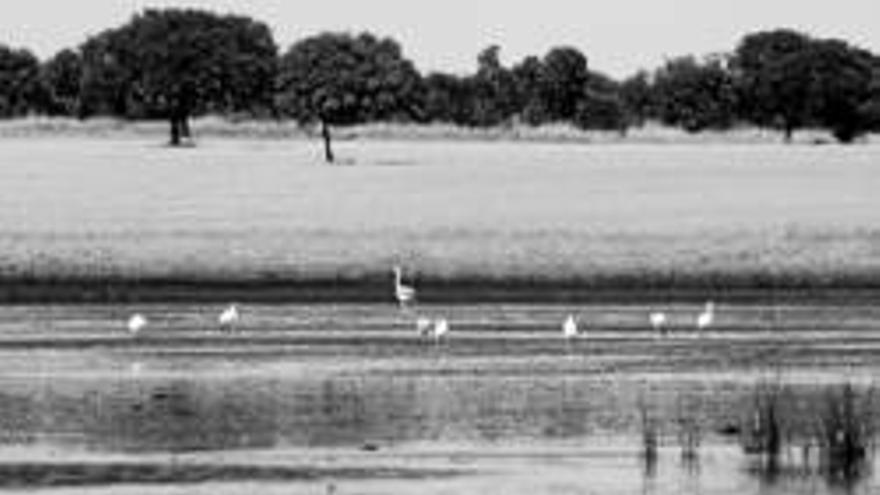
[277,31,423,161]
[79,8,278,145]
[732,29,877,141]
[3,10,880,145]
[652,56,738,132]
[0,45,40,118]
[39,49,82,116]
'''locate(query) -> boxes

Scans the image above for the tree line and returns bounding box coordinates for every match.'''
[2,8,880,160]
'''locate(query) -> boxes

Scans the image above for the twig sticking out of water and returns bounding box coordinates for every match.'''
[742,379,783,473]
[815,382,874,484]
[637,395,658,474]
[676,395,702,462]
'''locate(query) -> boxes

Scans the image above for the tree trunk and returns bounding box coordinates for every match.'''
[321,119,334,163]
[169,116,182,146]
[783,123,793,143]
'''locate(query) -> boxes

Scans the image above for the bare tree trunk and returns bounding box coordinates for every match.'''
[783,122,794,143]
[169,116,182,146]
[321,119,334,163]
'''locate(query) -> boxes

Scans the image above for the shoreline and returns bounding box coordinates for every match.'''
[2,275,879,304]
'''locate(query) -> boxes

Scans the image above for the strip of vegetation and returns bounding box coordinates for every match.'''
[2,271,880,304]
[1,8,879,161]
[742,380,878,487]
[0,462,468,487]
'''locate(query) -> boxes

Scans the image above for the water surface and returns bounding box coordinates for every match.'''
[0,303,877,494]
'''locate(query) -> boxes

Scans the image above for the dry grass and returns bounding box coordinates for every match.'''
[0,136,879,291]
[1,116,873,145]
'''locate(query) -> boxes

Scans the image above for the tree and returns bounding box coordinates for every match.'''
[620,70,655,126]
[39,49,83,116]
[731,29,813,140]
[539,46,589,121]
[652,55,738,132]
[574,90,628,132]
[511,55,547,124]
[0,45,41,118]
[277,32,423,163]
[422,72,476,125]
[791,39,875,142]
[733,29,877,142]
[79,8,278,146]
[470,45,518,126]
[574,70,628,132]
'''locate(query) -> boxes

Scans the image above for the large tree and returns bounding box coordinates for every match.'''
[470,45,518,126]
[733,29,876,142]
[619,70,654,126]
[422,72,476,125]
[575,70,628,132]
[731,29,813,140]
[790,39,875,142]
[538,46,589,122]
[511,55,547,124]
[652,55,738,132]
[277,32,423,163]
[0,45,41,118]
[79,8,278,145]
[39,49,83,116]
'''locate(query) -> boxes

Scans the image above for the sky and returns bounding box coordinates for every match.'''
[2,0,880,77]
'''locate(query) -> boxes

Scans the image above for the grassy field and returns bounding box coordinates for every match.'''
[0,135,879,301]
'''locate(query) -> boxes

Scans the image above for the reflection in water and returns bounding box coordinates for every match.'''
[0,319,877,495]
[742,380,876,494]
[0,371,710,452]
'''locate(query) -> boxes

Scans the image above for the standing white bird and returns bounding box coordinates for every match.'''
[432,318,449,341]
[416,316,432,336]
[649,311,667,336]
[696,301,715,333]
[393,266,416,308]
[128,313,147,335]
[563,314,579,339]
[219,303,240,330]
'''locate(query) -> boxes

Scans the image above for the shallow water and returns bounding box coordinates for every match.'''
[0,303,878,494]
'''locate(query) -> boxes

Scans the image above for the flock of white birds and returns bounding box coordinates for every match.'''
[395,266,716,341]
[125,266,716,339]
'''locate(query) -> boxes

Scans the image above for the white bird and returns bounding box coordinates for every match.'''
[219,303,240,330]
[563,314,579,339]
[649,311,667,336]
[696,301,715,333]
[416,316,432,336]
[128,313,147,335]
[393,266,416,308]
[432,318,449,341]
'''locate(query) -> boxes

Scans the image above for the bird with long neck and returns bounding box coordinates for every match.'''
[128,313,147,335]
[393,266,416,308]
[432,317,449,342]
[416,316,432,336]
[563,314,578,339]
[696,301,715,334]
[650,311,667,337]
[219,303,240,331]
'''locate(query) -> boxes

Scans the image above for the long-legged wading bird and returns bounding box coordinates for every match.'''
[393,266,416,308]
[563,314,578,339]
[416,316,432,336]
[432,317,449,342]
[650,311,667,336]
[128,313,147,335]
[696,301,715,333]
[219,303,240,330]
